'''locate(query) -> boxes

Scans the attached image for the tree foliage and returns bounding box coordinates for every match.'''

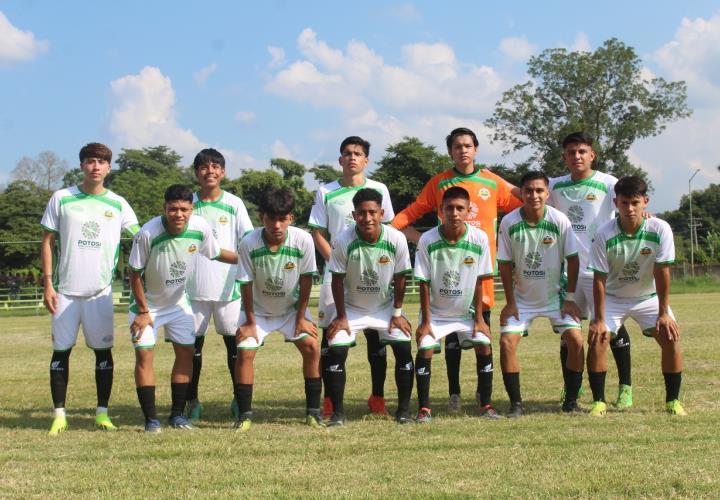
[11,151,68,191]
[0,181,52,269]
[485,38,692,179]
[309,164,342,184]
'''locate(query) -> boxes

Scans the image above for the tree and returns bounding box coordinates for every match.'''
[0,181,52,270]
[309,164,342,184]
[485,38,692,179]
[371,137,453,228]
[11,151,68,190]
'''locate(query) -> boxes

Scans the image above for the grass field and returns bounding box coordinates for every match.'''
[1,293,718,498]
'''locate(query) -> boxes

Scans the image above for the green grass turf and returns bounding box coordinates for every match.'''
[0,293,718,497]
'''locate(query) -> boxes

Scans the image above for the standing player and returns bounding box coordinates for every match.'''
[392,127,522,412]
[308,136,395,416]
[128,185,238,432]
[186,148,253,420]
[233,188,321,431]
[413,187,496,423]
[586,176,686,416]
[497,171,584,417]
[325,189,414,425]
[549,132,633,408]
[41,143,139,436]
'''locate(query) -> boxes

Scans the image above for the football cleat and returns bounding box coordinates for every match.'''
[666,400,688,416]
[448,394,462,414]
[144,418,162,433]
[306,413,326,428]
[48,415,68,436]
[395,410,414,425]
[507,402,524,418]
[561,400,583,414]
[94,413,118,431]
[326,412,346,427]
[559,385,586,403]
[478,404,504,419]
[186,399,203,421]
[415,408,432,424]
[614,384,633,409]
[233,417,252,432]
[168,415,196,430]
[367,395,389,416]
[589,401,607,417]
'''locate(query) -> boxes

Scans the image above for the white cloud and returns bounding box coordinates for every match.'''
[0,11,48,65]
[267,46,285,68]
[235,111,256,125]
[193,63,218,86]
[271,139,292,159]
[381,3,421,22]
[570,32,591,52]
[499,36,537,61]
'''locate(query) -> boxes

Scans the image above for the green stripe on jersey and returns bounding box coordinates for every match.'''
[150,230,204,248]
[427,239,484,256]
[193,200,237,215]
[553,178,609,193]
[324,184,382,204]
[347,238,396,257]
[606,230,661,250]
[507,219,560,238]
[59,191,122,211]
[438,174,497,191]
[249,246,304,260]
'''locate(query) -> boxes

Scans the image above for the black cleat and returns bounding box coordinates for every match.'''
[507,402,525,418]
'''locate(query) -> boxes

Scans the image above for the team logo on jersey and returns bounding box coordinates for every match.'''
[378,255,390,264]
[442,271,460,288]
[104,210,114,219]
[187,244,197,253]
[344,213,355,226]
[357,269,381,293]
[586,193,597,201]
[463,256,475,265]
[523,252,546,279]
[218,215,229,225]
[620,261,640,282]
[567,205,584,223]
[78,221,102,249]
[640,247,652,256]
[468,201,479,221]
[263,276,286,296]
[318,310,325,319]
[166,261,187,286]
[478,188,491,201]
[284,261,296,271]
[542,236,555,245]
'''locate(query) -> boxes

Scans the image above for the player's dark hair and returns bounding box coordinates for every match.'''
[352,188,382,208]
[340,136,370,157]
[614,176,648,197]
[79,143,112,163]
[442,186,470,204]
[164,184,194,204]
[562,132,594,149]
[193,148,225,170]
[519,170,549,187]
[446,127,479,150]
[259,187,295,216]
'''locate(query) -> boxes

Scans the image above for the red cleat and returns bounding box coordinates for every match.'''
[367,395,389,416]
[322,396,334,419]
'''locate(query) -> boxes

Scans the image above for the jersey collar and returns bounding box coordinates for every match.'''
[616,217,646,237]
[520,206,547,226]
[161,215,190,236]
[439,222,468,245]
[261,228,289,253]
[354,224,384,246]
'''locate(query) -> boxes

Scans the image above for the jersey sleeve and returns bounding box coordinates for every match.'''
[199,220,222,260]
[299,232,318,275]
[588,232,609,275]
[308,188,328,230]
[236,199,254,242]
[120,198,140,235]
[560,216,579,259]
[391,175,438,229]
[477,230,494,277]
[394,233,412,274]
[236,239,254,283]
[496,219,513,263]
[328,235,348,274]
[489,170,523,213]
[128,230,150,271]
[40,192,61,232]
[380,184,395,223]
[655,221,675,265]
[413,237,431,282]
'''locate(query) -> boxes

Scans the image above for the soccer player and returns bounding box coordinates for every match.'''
[392,127,522,412]
[325,188,414,425]
[497,171,584,417]
[308,136,395,416]
[232,188,321,431]
[128,185,238,432]
[586,176,686,417]
[414,187,496,423]
[186,148,253,420]
[41,142,139,436]
[549,132,633,408]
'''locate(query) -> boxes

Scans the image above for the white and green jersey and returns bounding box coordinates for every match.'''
[549,171,617,276]
[236,226,317,317]
[329,225,411,314]
[497,206,578,311]
[129,215,220,312]
[187,190,253,301]
[589,218,675,299]
[414,224,494,321]
[40,186,139,296]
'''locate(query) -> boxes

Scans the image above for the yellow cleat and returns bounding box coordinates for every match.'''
[666,400,688,416]
[48,415,68,436]
[589,401,607,417]
[95,413,118,431]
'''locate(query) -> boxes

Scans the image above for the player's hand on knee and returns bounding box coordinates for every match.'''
[390,315,412,337]
[588,319,607,346]
[500,304,519,326]
[415,322,434,343]
[237,322,258,344]
[327,317,349,340]
[561,300,582,323]
[130,312,153,339]
[474,318,491,337]
[656,313,680,342]
[296,317,318,339]
[43,287,58,314]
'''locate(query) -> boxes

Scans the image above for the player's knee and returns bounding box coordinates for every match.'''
[392,342,412,364]
[563,330,583,350]
[474,344,492,356]
[238,349,256,363]
[500,335,517,352]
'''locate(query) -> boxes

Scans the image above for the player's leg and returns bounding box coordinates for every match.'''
[223,335,239,417]
[500,333,523,417]
[233,313,271,430]
[134,346,160,432]
[93,349,116,430]
[165,311,198,429]
[559,326,584,413]
[320,329,333,418]
[48,293,80,435]
[318,283,334,417]
[473,310,500,418]
[294,335,323,427]
[444,332,462,412]
[586,320,611,417]
[324,345,350,426]
[387,340,414,424]
[610,324,632,408]
[215,299,243,417]
[187,300,211,420]
[364,329,388,415]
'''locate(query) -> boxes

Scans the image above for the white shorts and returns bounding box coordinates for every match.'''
[602,295,675,338]
[130,303,196,349]
[192,299,242,336]
[317,280,334,328]
[328,304,411,348]
[236,310,314,350]
[418,318,491,352]
[500,309,581,336]
[51,285,114,351]
[573,274,594,320]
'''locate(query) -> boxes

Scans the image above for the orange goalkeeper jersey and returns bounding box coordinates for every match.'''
[392,167,522,310]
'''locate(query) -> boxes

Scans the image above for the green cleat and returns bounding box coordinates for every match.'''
[614,384,633,409]
[306,413,326,428]
[48,415,68,436]
[589,401,607,417]
[94,413,118,431]
[186,399,203,421]
[233,418,252,432]
[666,400,688,416]
[559,385,586,403]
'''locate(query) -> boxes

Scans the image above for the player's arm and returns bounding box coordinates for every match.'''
[389,273,412,337]
[295,274,318,338]
[391,180,436,230]
[415,281,434,343]
[561,255,582,322]
[236,282,258,344]
[40,230,58,314]
[311,229,332,262]
[654,264,679,342]
[498,262,518,324]
[473,276,491,336]
[588,272,608,346]
[327,272,349,339]
[129,270,153,337]
[215,249,238,264]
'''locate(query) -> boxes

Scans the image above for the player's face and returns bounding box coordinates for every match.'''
[615,194,648,226]
[164,200,193,233]
[441,197,469,228]
[563,142,595,177]
[261,212,294,243]
[195,162,225,188]
[448,135,477,169]
[521,179,549,211]
[80,157,111,185]
[339,144,368,176]
[353,200,383,240]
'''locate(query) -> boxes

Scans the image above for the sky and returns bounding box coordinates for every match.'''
[1,1,719,212]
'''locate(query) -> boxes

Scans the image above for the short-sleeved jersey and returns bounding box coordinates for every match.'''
[186,191,253,302]
[391,167,522,309]
[329,225,412,313]
[589,218,675,300]
[549,171,617,276]
[129,215,220,312]
[40,186,139,296]
[236,226,317,317]
[308,178,395,243]
[497,206,578,312]
[414,224,494,321]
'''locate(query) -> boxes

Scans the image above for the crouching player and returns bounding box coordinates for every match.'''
[586,176,686,416]
[497,171,584,417]
[326,188,415,425]
[232,188,322,431]
[413,187,497,423]
[128,185,238,432]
